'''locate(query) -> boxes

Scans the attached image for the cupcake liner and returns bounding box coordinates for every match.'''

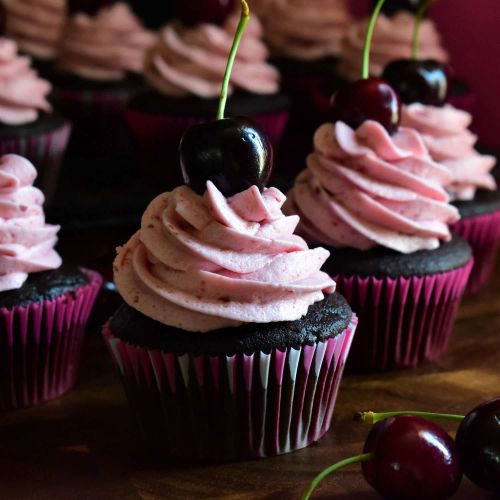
[0,120,71,204]
[125,108,289,192]
[451,211,500,294]
[0,269,102,411]
[332,262,473,373]
[102,315,357,461]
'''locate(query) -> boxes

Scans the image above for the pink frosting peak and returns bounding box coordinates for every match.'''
[114,182,335,332]
[254,0,353,60]
[57,3,155,81]
[4,0,67,60]
[0,38,52,125]
[402,104,496,201]
[339,12,449,81]
[144,12,279,98]
[286,121,460,254]
[0,154,61,292]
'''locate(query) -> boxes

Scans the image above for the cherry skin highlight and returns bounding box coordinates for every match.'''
[362,415,462,500]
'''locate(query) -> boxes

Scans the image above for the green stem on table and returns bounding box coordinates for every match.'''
[412,0,434,59]
[216,0,250,120]
[302,453,374,500]
[356,410,465,425]
[362,0,387,79]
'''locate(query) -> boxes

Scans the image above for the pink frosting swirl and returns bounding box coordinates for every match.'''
[57,3,155,81]
[402,104,496,201]
[286,121,460,254]
[0,154,61,292]
[4,0,67,60]
[254,0,353,60]
[114,182,335,332]
[339,12,449,80]
[144,13,279,98]
[0,38,52,125]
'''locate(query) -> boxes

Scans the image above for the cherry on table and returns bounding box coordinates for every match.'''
[179,117,272,197]
[382,59,450,106]
[176,0,236,26]
[455,397,500,493]
[362,415,462,500]
[331,78,401,134]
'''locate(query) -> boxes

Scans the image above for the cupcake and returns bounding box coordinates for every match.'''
[0,38,71,202]
[125,9,289,192]
[286,120,473,372]
[0,154,102,410]
[50,2,155,172]
[402,104,499,293]
[103,179,357,460]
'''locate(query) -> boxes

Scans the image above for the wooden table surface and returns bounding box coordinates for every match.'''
[1,257,499,500]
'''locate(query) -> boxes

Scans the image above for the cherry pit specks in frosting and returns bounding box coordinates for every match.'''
[339,12,449,81]
[0,38,52,125]
[114,182,335,332]
[286,120,460,254]
[253,0,353,60]
[57,3,155,81]
[402,104,496,201]
[0,154,61,292]
[144,11,279,98]
[4,0,67,60]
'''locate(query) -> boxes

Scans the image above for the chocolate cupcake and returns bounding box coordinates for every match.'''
[0,38,71,202]
[103,181,357,461]
[286,120,473,372]
[0,154,102,410]
[402,103,499,294]
[125,9,289,192]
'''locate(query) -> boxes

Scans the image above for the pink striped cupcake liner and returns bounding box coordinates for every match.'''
[451,211,500,294]
[333,261,473,373]
[0,120,71,203]
[102,316,357,461]
[0,269,102,411]
[125,108,289,191]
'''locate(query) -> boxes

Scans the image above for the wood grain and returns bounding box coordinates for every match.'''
[0,256,499,500]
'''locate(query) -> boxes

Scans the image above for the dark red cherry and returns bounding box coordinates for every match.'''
[362,415,462,500]
[0,1,5,35]
[456,397,500,493]
[375,0,424,15]
[382,59,450,106]
[331,78,401,134]
[176,0,236,26]
[179,117,272,196]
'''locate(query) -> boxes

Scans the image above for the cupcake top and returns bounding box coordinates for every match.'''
[114,182,335,332]
[143,12,279,98]
[57,2,155,81]
[286,120,460,254]
[0,154,61,292]
[402,104,496,201]
[254,0,353,60]
[4,0,67,60]
[339,12,449,81]
[0,38,52,125]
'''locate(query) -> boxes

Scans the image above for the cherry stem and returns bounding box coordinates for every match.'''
[302,453,374,500]
[356,410,465,425]
[216,0,250,120]
[362,0,387,79]
[412,0,434,59]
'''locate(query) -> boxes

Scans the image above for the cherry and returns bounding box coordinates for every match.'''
[362,416,462,500]
[330,0,402,134]
[176,0,236,26]
[179,117,272,196]
[331,78,401,134]
[455,398,500,493]
[178,0,272,197]
[375,0,425,15]
[0,1,5,35]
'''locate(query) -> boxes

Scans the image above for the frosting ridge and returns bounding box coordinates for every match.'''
[0,154,61,292]
[286,120,460,254]
[114,182,335,332]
